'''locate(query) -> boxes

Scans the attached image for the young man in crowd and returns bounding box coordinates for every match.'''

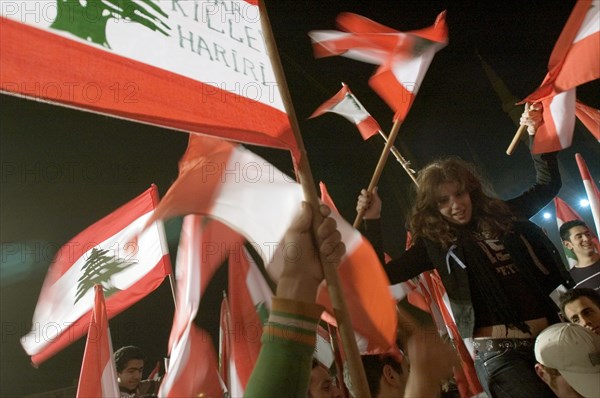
[114,345,161,398]
[560,288,600,335]
[534,323,600,398]
[309,359,342,398]
[560,220,600,290]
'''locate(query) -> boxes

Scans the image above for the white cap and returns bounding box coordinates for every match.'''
[535,323,600,398]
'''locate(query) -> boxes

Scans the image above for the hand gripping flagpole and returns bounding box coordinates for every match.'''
[258,2,372,397]
[354,118,403,228]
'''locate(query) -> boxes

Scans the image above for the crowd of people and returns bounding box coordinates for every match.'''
[111,105,600,398]
[246,107,600,398]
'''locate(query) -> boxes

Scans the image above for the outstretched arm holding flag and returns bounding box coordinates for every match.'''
[508,0,600,154]
[245,202,344,397]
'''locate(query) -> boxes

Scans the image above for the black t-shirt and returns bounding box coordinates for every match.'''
[570,259,600,291]
[469,231,548,328]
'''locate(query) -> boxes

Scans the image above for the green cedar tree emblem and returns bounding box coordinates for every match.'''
[75,247,136,303]
[50,0,170,48]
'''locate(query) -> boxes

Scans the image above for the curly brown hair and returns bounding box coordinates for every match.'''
[408,157,514,248]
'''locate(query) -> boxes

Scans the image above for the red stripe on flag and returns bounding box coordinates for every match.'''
[76,285,119,398]
[369,65,414,122]
[356,116,381,140]
[553,31,600,92]
[227,248,263,392]
[576,100,600,140]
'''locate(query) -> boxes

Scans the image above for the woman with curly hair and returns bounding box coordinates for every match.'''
[356,106,573,398]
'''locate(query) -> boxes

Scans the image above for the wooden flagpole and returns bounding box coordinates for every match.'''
[354,118,403,228]
[506,124,527,155]
[258,2,372,397]
[377,130,419,186]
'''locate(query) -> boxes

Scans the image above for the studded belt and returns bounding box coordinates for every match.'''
[472,337,535,352]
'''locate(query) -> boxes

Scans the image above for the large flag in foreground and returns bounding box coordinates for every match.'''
[76,285,120,398]
[576,153,600,235]
[149,134,398,353]
[309,11,448,121]
[21,185,171,365]
[310,83,381,139]
[522,0,600,153]
[0,0,299,162]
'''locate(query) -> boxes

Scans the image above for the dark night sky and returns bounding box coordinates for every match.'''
[1,1,599,396]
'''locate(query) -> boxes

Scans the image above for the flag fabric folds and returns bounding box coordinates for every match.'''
[576,100,600,141]
[522,0,600,153]
[75,285,120,398]
[21,185,171,365]
[0,0,300,163]
[151,134,398,353]
[576,153,600,235]
[310,83,381,139]
[226,241,274,395]
[159,215,233,398]
[309,11,448,121]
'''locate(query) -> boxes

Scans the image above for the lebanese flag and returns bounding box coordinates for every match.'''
[150,134,398,353]
[309,11,448,121]
[522,1,600,152]
[576,100,600,141]
[0,0,299,163]
[75,285,120,398]
[226,243,274,396]
[310,83,381,139]
[554,196,599,268]
[160,215,235,398]
[524,0,600,102]
[576,153,600,235]
[159,319,222,398]
[21,185,171,365]
[530,89,577,153]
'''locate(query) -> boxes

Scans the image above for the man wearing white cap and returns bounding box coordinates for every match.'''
[534,323,600,398]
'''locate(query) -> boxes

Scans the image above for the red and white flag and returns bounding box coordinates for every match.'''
[576,153,600,235]
[226,242,273,396]
[0,0,299,162]
[310,83,381,139]
[576,100,600,141]
[159,215,236,398]
[150,134,398,353]
[554,197,589,268]
[522,0,600,153]
[75,285,120,398]
[21,185,171,365]
[309,11,448,121]
[529,89,577,153]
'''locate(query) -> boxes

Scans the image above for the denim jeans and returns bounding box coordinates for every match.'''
[474,347,555,398]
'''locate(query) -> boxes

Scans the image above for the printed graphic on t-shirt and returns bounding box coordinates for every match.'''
[473,234,516,277]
